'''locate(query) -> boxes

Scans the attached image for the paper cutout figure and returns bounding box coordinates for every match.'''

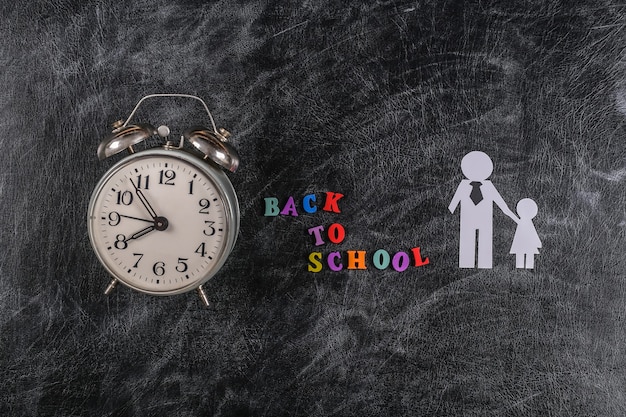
[510,198,541,269]
[448,151,519,268]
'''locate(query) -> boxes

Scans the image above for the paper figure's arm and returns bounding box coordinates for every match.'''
[486,182,519,223]
[448,182,465,213]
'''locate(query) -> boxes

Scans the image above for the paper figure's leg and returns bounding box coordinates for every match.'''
[459,227,476,268]
[526,254,535,269]
[476,228,492,268]
[516,253,524,269]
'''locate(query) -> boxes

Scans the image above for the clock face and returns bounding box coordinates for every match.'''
[88,149,239,295]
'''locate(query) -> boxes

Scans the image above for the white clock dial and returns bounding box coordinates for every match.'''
[88,149,238,295]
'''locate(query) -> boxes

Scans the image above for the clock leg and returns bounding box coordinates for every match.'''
[197,285,210,307]
[104,278,119,295]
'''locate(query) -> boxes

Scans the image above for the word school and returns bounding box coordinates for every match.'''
[264,192,429,272]
[308,247,429,272]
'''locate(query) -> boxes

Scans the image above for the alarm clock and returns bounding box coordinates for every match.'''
[87,94,240,306]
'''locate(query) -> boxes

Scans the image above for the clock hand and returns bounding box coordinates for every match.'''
[119,214,154,223]
[124,225,156,243]
[129,178,158,219]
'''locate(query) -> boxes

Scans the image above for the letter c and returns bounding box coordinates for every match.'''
[303,194,317,214]
[327,252,343,271]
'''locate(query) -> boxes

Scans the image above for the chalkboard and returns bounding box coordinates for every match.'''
[2,1,626,416]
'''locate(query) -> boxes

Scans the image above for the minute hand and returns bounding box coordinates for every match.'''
[129,179,158,219]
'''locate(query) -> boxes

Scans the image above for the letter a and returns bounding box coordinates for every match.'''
[280,196,299,217]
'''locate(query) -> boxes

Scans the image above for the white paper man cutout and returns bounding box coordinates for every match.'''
[448,151,519,268]
[510,198,541,269]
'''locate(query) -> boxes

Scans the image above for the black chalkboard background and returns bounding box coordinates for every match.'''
[3,1,626,416]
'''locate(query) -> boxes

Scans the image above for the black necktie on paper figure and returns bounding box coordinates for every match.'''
[470,181,483,205]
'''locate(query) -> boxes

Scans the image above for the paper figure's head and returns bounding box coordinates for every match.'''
[516,198,538,219]
[461,151,493,181]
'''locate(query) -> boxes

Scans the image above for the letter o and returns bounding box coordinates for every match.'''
[372,249,390,270]
[327,223,345,244]
[392,251,410,272]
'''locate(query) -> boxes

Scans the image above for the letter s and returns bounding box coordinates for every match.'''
[308,252,323,272]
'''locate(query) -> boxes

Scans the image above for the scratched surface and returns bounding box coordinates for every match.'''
[3,1,626,416]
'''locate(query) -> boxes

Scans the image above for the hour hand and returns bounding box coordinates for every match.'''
[124,225,156,243]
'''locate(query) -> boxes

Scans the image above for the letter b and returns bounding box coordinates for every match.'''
[264,197,280,216]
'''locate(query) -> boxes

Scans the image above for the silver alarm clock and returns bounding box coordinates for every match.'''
[87,94,240,306]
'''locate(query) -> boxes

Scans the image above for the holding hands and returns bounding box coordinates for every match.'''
[449,151,539,269]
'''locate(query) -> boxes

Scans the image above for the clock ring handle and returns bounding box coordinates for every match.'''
[122,93,218,134]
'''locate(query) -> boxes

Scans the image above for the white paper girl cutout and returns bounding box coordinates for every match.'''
[510,198,541,269]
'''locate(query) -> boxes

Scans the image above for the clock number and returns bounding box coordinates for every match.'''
[199,198,210,214]
[114,234,127,250]
[153,261,165,276]
[116,191,133,205]
[136,174,150,189]
[203,221,216,236]
[132,253,144,268]
[159,169,176,185]
[108,211,121,226]
[195,242,207,257]
[188,180,194,195]
[176,258,189,273]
